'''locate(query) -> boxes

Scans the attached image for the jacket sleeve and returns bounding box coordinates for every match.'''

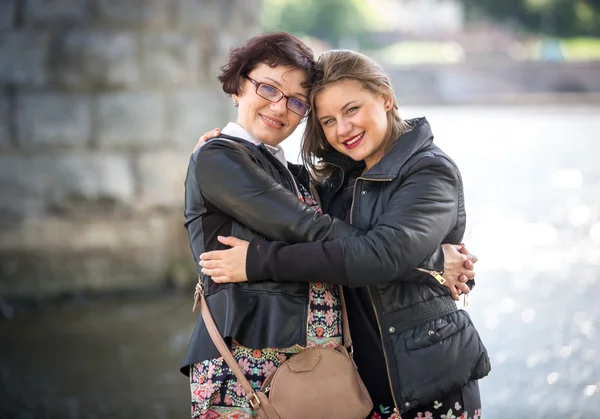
[193,139,364,243]
[246,156,458,288]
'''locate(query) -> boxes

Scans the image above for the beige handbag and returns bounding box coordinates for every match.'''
[193,281,373,419]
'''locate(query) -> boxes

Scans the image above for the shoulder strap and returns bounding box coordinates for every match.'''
[193,281,260,407]
[338,285,353,353]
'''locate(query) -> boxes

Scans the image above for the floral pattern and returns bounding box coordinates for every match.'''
[190,181,343,418]
[371,395,481,419]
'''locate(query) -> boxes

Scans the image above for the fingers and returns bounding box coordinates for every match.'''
[464,252,478,264]
[202,128,220,141]
[463,269,475,280]
[199,251,223,261]
[455,281,471,295]
[460,259,475,279]
[217,235,245,247]
[193,128,221,152]
[449,288,460,301]
[202,128,220,139]
[460,243,478,264]
[458,274,468,283]
[201,267,225,278]
[199,259,223,269]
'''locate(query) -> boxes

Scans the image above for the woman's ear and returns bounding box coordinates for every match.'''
[383,95,393,111]
[232,93,240,108]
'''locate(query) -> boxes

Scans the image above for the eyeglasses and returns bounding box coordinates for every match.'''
[246,76,311,117]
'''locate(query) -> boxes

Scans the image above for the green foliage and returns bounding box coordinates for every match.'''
[261,0,372,47]
[461,0,600,36]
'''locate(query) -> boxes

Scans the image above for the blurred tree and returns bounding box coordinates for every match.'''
[261,0,375,47]
[459,0,600,36]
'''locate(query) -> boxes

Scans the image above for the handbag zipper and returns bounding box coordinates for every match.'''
[350,176,401,416]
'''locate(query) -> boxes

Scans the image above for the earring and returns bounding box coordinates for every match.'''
[233,101,239,108]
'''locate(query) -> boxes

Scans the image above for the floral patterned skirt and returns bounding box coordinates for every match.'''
[190,283,343,419]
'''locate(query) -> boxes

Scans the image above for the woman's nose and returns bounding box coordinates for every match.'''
[337,119,352,137]
[270,97,288,114]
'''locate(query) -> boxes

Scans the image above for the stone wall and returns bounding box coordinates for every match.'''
[387,61,600,104]
[0,0,261,298]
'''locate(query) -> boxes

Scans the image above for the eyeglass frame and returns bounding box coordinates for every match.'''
[245,76,311,117]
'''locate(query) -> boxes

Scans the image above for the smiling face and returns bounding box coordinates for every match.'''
[232,63,308,147]
[316,79,392,170]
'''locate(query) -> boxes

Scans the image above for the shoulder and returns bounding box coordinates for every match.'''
[192,137,257,163]
[405,145,460,179]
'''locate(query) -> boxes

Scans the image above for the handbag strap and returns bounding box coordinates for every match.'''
[337,284,353,352]
[194,282,263,410]
[192,281,353,409]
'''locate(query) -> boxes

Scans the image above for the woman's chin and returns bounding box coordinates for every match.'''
[253,127,285,146]
[338,148,365,162]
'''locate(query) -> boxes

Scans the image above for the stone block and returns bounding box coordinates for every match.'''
[95,0,170,28]
[0,215,193,298]
[52,30,140,89]
[16,93,91,148]
[141,32,199,88]
[0,215,174,253]
[136,151,190,208]
[43,153,136,214]
[0,95,9,148]
[207,31,260,81]
[221,0,261,28]
[23,0,88,25]
[97,92,166,147]
[0,31,49,86]
[0,0,16,30]
[0,156,47,219]
[166,88,227,147]
[177,0,221,29]
[0,153,135,219]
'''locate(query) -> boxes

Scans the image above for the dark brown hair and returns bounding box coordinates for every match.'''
[218,32,315,95]
[301,50,410,178]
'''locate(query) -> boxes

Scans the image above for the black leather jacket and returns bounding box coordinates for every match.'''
[180,133,443,374]
[244,118,491,412]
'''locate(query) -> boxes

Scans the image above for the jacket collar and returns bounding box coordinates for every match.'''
[212,133,301,174]
[321,117,433,180]
[221,122,288,167]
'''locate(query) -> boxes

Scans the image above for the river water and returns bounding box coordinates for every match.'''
[1,105,599,418]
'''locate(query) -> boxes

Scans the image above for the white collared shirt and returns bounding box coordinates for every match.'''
[221,122,289,168]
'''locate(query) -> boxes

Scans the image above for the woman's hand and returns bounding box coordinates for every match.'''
[441,243,477,300]
[193,127,221,153]
[199,236,249,283]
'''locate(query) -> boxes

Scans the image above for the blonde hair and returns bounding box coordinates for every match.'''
[301,50,410,178]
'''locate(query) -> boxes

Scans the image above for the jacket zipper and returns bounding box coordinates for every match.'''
[349,176,400,416]
[368,288,401,417]
[415,267,446,285]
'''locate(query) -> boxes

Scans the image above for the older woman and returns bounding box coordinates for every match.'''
[184,33,476,418]
[198,50,491,419]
